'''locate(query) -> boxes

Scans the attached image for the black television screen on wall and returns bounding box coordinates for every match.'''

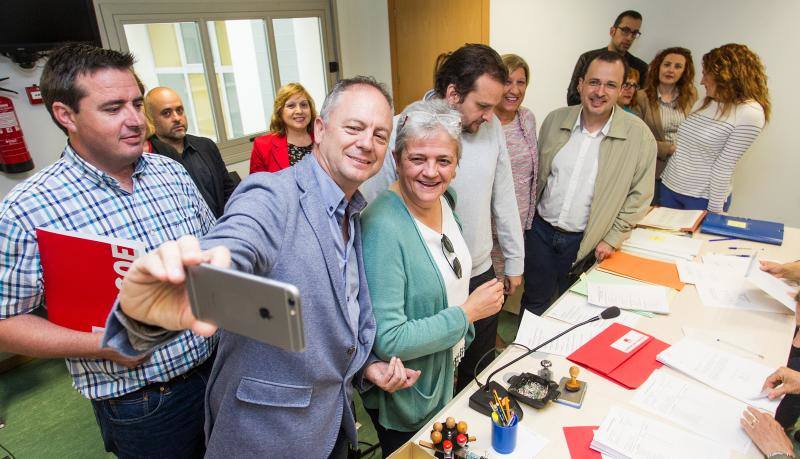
[0,0,102,52]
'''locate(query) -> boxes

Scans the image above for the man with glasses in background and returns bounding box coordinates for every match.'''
[567,10,648,106]
[522,51,656,318]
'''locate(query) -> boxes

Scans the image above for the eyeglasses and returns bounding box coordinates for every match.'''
[441,234,463,279]
[622,82,638,90]
[401,111,462,129]
[616,26,642,38]
[585,80,620,90]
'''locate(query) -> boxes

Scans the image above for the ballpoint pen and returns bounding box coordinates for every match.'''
[716,338,765,359]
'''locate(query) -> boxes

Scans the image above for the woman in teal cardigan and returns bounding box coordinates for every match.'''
[361,100,505,457]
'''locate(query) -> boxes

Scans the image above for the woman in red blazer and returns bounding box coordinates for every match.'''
[250,83,317,173]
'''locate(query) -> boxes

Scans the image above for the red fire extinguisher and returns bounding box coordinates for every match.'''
[0,95,35,173]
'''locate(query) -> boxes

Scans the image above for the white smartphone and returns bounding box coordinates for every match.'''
[186,263,305,352]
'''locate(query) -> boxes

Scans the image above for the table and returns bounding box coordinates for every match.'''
[410,228,800,458]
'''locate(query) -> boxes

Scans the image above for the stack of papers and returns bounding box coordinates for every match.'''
[570,270,676,300]
[681,326,766,360]
[656,336,781,413]
[598,252,684,291]
[514,311,613,357]
[638,207,706,232]
[622,228,703,262]
[588,282,670,314]
[632,370,753,454]
[590,406,728,459]
[545,292,640,327]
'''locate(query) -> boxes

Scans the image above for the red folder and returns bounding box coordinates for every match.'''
[567,323,669,389]
[563,426,602,459]
[36,227,144,332]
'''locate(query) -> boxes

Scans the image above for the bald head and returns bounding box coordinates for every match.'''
[145,86,188,143]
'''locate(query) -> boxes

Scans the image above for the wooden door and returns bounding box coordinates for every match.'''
[387,0,489,113]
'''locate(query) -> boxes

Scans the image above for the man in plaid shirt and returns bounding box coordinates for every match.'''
[0,44,217,458]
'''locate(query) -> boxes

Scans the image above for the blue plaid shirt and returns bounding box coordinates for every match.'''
[0,146,218,400]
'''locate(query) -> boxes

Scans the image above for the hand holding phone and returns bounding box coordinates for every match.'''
[118,235,229,337]
[186,264,305,352]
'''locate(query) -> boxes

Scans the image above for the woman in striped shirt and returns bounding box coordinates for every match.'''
[660,44,771,213]
[634,47,697,204]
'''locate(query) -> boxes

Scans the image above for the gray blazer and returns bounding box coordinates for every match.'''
[105,155,377,458]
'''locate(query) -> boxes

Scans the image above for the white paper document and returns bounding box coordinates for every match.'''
[693,264,790,314]
[514,311,611,357]
[622,228,703,261]
[681,326,766,361]
[489,423,548,458]
[702,254,752,276]
[638,208,705,231]
[675,260,703,284]
[588,282,670,314]
[632,370,753,454]
[656,337,781,413]
[746,264,797,312]
[591,406,728,459]
[545,292,640,328]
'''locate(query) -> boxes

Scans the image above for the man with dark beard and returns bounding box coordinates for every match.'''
[145,87,236,217]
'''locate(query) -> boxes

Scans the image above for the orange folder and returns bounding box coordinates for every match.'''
[597,251,685,291]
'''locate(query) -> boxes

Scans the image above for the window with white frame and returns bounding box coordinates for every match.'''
[96,1,337,164]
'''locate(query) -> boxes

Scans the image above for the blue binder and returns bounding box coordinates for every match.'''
[700,214,784,245]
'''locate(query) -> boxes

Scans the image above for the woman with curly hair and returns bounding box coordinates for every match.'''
[250,83,316,173]
[660,44,770,212]
[634,47,697,202]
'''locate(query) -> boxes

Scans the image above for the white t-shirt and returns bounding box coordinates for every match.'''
[412,196,473,366]
[537,109,612,232]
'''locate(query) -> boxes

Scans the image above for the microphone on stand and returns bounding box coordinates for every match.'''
[467,307,621,419]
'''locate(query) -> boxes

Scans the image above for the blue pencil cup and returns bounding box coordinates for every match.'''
[491,416,518,454]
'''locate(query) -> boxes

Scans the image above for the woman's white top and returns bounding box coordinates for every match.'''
[412,195,473,366]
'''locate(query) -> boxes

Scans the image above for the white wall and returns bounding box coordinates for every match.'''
[12,1,795,227]
[0,55,67,197]
[491,0,800,226]
[334,0,393,95]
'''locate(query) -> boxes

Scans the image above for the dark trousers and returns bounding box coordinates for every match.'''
[658,181,731,211]
[652,178,662,205]
[455,266,497,393]
[520,215,584,317]
[328,423,352,459]
[91,355,214,459]
[366,408,415,458]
